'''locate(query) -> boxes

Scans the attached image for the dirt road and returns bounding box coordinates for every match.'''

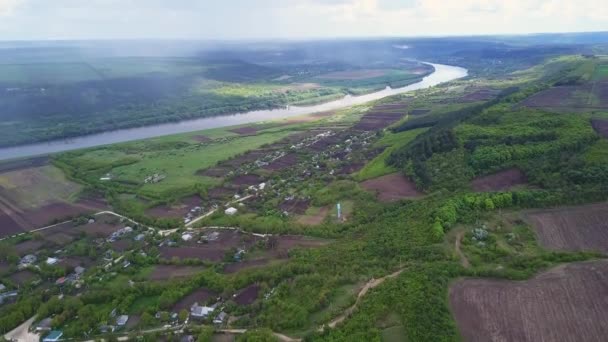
[4,316,39,342]
[455,231,470,268]
[320,268,405,331]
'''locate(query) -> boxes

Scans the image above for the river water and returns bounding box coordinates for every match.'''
[0,62,467,161]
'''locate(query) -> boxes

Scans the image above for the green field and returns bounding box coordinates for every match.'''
[355,128,427,181]
[592,64,608,81]
[57,127,293,199]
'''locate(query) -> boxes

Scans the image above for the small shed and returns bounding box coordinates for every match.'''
[225,207,238,216]
[36,317,53,332]
[43,330,63,342]
[116,315,129,326]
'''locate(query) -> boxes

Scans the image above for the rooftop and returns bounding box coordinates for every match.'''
[116,315,129,326]
[43,330,63,342]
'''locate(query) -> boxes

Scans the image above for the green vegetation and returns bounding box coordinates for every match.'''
[356,128,427,181]
[4,40,608,342]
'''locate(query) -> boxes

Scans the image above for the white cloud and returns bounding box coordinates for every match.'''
[0,0,606,39]
[0,0,23,16]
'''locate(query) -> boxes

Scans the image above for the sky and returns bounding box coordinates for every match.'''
[0,0,607,40]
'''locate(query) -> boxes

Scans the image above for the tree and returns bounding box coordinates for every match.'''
[141,312,155,327]
[236,328,278,342]
[197,326,214,342]
[178,309,189,323]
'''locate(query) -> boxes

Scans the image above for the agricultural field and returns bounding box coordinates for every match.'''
[360,173,423,202]
[470,168,528,192]
[524,203,608,253]
[450,260,608,342]
[0,161,107,238]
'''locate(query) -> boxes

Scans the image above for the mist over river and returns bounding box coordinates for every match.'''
[0,62,467,161]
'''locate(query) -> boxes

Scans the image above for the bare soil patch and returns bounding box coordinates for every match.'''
[0,156,48,173]
[148,265,205,281]
[111,240,132,252]
[230,174,262,187]
[208,187,234,200]
[525,202,608,253]
[14,239,45,256]
[23,202,95,228]
[449,260,608,342]
[373,103,408,112]
[263,153,299,171]
[275,235,329,250]
[223,259,272,274]
[78,219,121,238]
[160,230,261,262]
[173,288,217,311]
[43,232,76,246]
[520,85,608,112]
[297,207,330,226]
[9,270,37,286]
[198,167,229,178]
[461,88,501,102]
[234,284,260,306]
[192,135,212,142]
[0,213,26,238]
[279,199,310,215]
[354,111,404,131]
[146,195,202,219]
[229,127,258,136]
[471,168,527,192]
[0,260,10,275]
[360,173,423,202]
[591,119,608,138]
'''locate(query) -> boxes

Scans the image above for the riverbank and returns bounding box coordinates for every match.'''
[0,62,467,161]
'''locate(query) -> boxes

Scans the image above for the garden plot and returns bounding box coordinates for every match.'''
[172,287,217,312]
[521,83,608,111]
[145,195,202,219]
[360,173,423,202]
[591,119,608,138]
[471,168,527,192]
[353,111,404,131]
[450,260,608,342]
[234,284,260,306]
[147,265,206,281]
[262,153,299,171]
[159,230,262,262]
[525,202,608,253]
[229,126,258,135]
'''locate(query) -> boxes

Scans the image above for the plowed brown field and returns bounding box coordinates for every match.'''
[360,173,423,202]
[525,203,608,253]
[450,260,608,342]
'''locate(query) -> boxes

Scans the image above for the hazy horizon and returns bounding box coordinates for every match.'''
[0,0,606,40]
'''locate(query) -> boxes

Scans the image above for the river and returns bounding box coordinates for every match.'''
[0,62,467,161]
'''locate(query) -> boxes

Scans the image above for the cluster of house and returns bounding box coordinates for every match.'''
[107,226,133,242]
[246,182,267,193]
[189,301,227,325]
[183,206,203,224]
[290,130,335,150]
[144,173,166,184]
[18,254,37,269]
[0,283,18,305]
[55,265,86,288]
[98,309,131,333]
